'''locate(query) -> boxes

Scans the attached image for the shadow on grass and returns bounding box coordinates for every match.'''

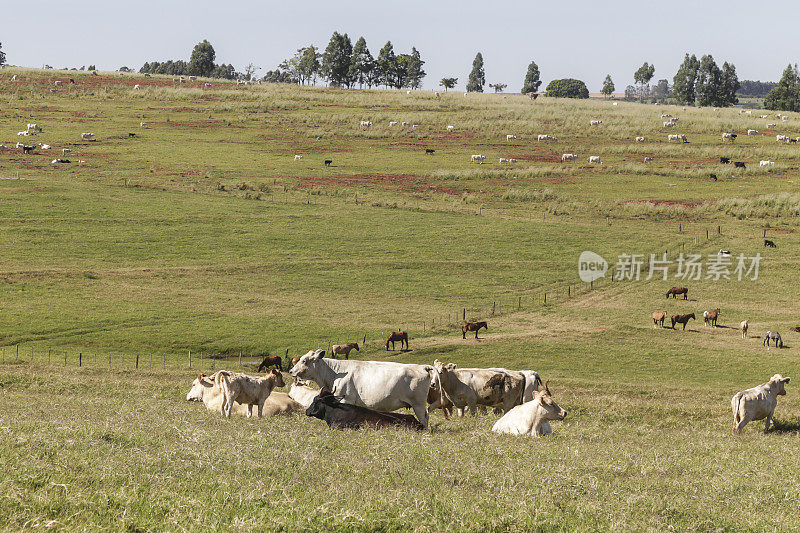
[770,416,800,434]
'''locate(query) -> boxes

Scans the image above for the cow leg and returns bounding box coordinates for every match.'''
[765,414,773,433]
[413,403,429,429]
[247,404,253,418]
[468,400,478,416]
[257,400,265,418]
[475,330,479,339]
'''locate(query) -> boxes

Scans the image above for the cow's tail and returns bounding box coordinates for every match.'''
[731,392,744,434]
[214,371,232,417]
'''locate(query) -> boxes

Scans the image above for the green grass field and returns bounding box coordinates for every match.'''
[2,67,800,531]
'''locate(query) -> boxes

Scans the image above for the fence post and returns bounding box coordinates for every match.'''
[1,346,3,364]
[544,292,547,304]
[706,229,709,239]
[189,350,192,369]
[64,351,67,366]
[16,344,19,363]
[200,352,203,370]
[679,223,682,233]
[109,352,112,368]
[136,354,139,370]
[518,296,521,310]
[176,352,179,370]
[590,280,593,290]
[718,225,721,234]
[239,351,242,368]
[363,334,366,345]
[463,308,466,320]
[79,353,82,367]
[163,352,166,370]
[492,302,496,315]
[568,286,571,297]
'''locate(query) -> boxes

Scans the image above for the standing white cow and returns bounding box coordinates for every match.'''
[506,135,516,142]
[214,369,284,418]
[731,374,790,434]
[561,153,577,162]
[590,120,602,126]
[81,133,95,141]
[492,381,567,437]
[289,349,440,428]
[589,156,602,164]
[187,374,302,417]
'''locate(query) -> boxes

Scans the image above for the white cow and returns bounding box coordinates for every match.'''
[401,121,410,126]
[471,154,486,164]
[11,75,17,81]
[205,83,212,88]
[760,160,775,167]
[670,117,679,122]
[747,129,758,135]
[360,120,373,128]
[492,381,567,437]
[27,124,42,132]
[612,102,618,106]
[186,374,302,417]
[17,131,30,136]
[447,125,454,131]
[590,120,602,126]
[81,133,95,141]
[776,135,789,143]
[589,156,602,164]
[62,148,71,155]
[661,114,672,118]
[644,157,653,162]
[561,153,577,162]
[766,123,776,129]
[288,349,439,428]
[140,122,147,128]
[663,121,675,128]
[54,80,62,87]
[506,134,516,141]
[431,361,525,416]
[722,133,735,142]
[635,136,645,142]
[760,115,768,119]
[412,124,419,128]
[288,378,320,408]
[294,154,303,161]
[38,143,51,150]
[389,121,398,126]
[214,369,284,418]
[133,84,140,90]
[668,134,687,143]
[731,374,790,434]
[499,158,509,164]
[508,158,517,163]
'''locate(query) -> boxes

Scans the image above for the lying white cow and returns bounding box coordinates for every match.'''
[499,158,509,164]
[635,136,645,142]
[133,84,140,90]
[589,156,602,164]
[289,349,439,428]
[186,373,302,417]
[288,377,320,408]
[389,121,398,126]
[27,123,42,132]
[214,369,285,418]
[81,133,95,141]
[644,157,653,162]
[492,381,567,437]
[663,121,675,128]
[537,134,556,142]
[561,153,577,162]
[760,160,775,167]
[589,120,602,126]
[447,125,454,131]
[506,135,516,141]
[747,129,758,135]
[62,148,71,155]
[731,374,790,434]
[766,123,776,129]
[508,158,517,163]
[401,121,410,126]
[360,120,373,128]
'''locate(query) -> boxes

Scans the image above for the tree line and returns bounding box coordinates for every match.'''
[139,40,239,79]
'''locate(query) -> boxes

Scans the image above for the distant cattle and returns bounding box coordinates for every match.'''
[471,154,486,164]
[731,374,790,434]
[760,160,775,167]
[22,145,34,154]
[720,157,730,164]
[506,134,516,141]
[294,154,302,161]
[425,149,435,155]
[635,136,645,142]
[537,134,557,142]
[590,120,602,126]
[666,287,688,299]
[734,162,746,169]
[588,156,602,164]
[81,133,95,141]
[747,129,758,135]
[360,120,373,128]
[561,153,577,162]
[643,157,653,163]
[324,159,332,167]
[722,133,737,142]
[764,239,776,248]
[305,391,424,431]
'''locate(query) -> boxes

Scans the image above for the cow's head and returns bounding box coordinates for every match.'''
[186,373,214,402]
[433,359,456,374]
[305,395,327,420]
[536,381,567,421]
[289,349,325,378]
[770,374,791,395]
[266,368,285,388]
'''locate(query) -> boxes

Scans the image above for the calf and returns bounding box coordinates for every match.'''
[491,381,566,437]
[731,374,790,434]
[213,369,285,418]
[186,374,301,417]
[305,391,424,430]
[257,355,282,372]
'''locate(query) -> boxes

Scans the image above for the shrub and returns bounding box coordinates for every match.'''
[545,78,589,99]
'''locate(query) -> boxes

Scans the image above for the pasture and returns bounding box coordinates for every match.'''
[2,67,800,530]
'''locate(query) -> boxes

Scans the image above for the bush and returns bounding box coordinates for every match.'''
[545,78,589,99]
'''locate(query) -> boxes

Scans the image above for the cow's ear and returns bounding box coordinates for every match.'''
[315,350,325,359]
[446,363,457,370]
[783,377,791,383]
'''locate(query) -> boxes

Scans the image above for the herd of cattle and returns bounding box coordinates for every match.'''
[187,348,789,436]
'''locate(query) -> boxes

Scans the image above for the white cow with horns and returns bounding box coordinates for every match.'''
[289,349,441,428]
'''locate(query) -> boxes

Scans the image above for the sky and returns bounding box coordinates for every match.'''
[3,1,797,92]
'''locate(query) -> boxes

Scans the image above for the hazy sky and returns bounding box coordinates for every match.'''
[3,1,797,92]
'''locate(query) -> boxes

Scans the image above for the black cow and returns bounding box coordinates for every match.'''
[22,145,35,154]
[128,133,137,138]
[305,392,424,430]
[709,173,717,181]
[764,239,777,248]
[734,161,746,169]
[425,149,435,155]
[720,157,730,164]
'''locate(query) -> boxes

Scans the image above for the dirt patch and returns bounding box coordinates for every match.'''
[300,174,466,196]
[626,199,705,208]
[515,153,561,163]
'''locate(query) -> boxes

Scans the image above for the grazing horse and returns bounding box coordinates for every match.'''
[666,287,688,299]
[741,320,749,338]
[703,308,720,328]
[652,311,667,328]
[764,331,783,348]
[331,343,359,359]
[462,321,488,339]
[385,330,409,351]
[671,313,695,330]
[764,239,777,248]
[257,355,283,372]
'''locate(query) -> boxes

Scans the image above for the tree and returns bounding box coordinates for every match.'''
[406,47,426,89]
[545,78,589,98]
[439,77,457,91]
[764,64,800,112]
[88,65,96,71]
[298,46,320,85]
[672,53,699,106]
[522,61,541,94]
[720,62,740,106]
[652,79,670,100]
[394,54,411,89]
[188,40,216,78]
[321,32,353,87]
[243,63,259,81]
[349,37,374,89]
[695,55,722,107]
[601,75,615,97]
[118,66,132,73]
[489,83,507,93]
[0,42,6,67]
[633,62,655,101]
[466,52,485,93]
[738,80,777,98]
[376,41,397,88]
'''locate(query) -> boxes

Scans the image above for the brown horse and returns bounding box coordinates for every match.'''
[257,355,282,372]
[704,308,720,328]
[331,343,359,359]
[671,313,695,330]
[652,311,667,328]
[462,321,488,339]
[666,287,688,299]
[385,331,408,351]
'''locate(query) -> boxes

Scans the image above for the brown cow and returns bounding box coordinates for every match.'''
[462,321,488,339]
[652,311,667,328]
[666,287,688,299]
[257,355,282,372]
[671,313,695,330]
[385,330,408,351]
